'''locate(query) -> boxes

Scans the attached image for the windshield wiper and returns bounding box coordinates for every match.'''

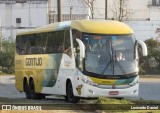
[101,51,127,75]
[115,59,126,75]
[101,60,112,75]
[101,38,113,75]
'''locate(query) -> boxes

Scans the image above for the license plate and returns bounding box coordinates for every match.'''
[109,91,119,95]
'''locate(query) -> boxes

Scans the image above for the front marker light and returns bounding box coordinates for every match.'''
[89,81,98,86]
[81,77,89,84]
[128,81,137,86]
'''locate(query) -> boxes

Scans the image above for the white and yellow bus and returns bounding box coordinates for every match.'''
[15,20,147,103]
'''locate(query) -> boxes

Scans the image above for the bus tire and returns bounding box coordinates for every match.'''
[66,82,80,103]
[29,80,39,99]
[24,81,31,99]
[38,94,46,100]
[29,80,44,100]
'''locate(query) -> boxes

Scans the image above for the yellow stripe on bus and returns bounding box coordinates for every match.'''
[89,76,116,85]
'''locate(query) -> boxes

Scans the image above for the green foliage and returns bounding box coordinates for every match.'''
[97,97,160,112]
[97,97,133,104]
[96,97,133,112]
[0,38,15,74]
[139,38,160,74]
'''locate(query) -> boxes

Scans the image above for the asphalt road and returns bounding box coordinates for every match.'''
[139,78,160,100]
[0,76,160,101]
[0,76,25,99]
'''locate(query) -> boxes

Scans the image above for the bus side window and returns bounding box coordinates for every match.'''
[45,31,64,54]
[21,35,27,55]
[16,36,22,54]
[72,30,82,70]
[27,35,35,54]
[43,33,51,54]
[72,29,81,50]
[63,30,71,57]
[53,31,62,53]
[56,31,64,53]
[35,34,43,54]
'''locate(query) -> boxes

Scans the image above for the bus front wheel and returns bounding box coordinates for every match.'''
[66,82,80,103]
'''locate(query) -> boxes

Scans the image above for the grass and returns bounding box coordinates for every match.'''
[97,97,133,104]
[96,97,160,113]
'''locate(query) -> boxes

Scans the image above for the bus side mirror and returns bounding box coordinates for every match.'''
[76,39,85,58]
[137,40,148,56]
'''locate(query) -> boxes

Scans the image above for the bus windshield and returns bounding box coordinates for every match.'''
[83,34,137,76]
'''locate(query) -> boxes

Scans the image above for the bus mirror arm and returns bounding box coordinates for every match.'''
[76,39,85,58]
[137,40,148,56]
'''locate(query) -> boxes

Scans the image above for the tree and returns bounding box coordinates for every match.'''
[139,38,160,74]
[83,0,94,19]
[0,38,15,74]
[110,0,133,21]
[145,39,160,72]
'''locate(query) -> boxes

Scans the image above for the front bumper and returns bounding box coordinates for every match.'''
[77,83,139,98]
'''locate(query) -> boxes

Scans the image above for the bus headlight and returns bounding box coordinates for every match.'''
[81,77,98,86]
[128,77,139,86]
[81,77,89,83]
[128,82,137,86]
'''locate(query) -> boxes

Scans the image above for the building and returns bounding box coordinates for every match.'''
[1,0,159,41]
[0,0,48,40]
[48,0,89,23]
[93,0,160,21]
[93,0,160,40]
[0,0,89,40]
[128,0,160,41]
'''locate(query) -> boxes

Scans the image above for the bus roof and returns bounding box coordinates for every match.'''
[17,20,134,36]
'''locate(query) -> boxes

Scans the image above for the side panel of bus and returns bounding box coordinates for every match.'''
[15,54,63,94]
[15,28,72,95]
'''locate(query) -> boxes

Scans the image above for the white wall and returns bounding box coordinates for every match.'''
[49,0,89,22]
[1,0,159,41]
[12,3,48,27]
[93,0,160,21]
[128,0,150,20]
[0,1,48,39]
[0,0,89,39]
[92,0,160,40]
[127,21,160,41]
[93,0,105,19]
[50,0,89,15]
[149,7,160,20]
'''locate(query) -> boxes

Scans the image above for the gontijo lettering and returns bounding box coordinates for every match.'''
[26,58,42,66]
